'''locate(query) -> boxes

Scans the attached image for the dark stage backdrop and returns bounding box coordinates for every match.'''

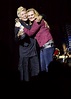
[0,0,71,71]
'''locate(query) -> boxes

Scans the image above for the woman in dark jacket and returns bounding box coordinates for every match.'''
[15,6,40,81]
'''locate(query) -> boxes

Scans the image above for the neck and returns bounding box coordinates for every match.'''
[24,20,29,24]
[20,18,29,24]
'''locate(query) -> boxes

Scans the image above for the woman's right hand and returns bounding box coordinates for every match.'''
[15,18,19,23]
[17,31,24,37]
[15,21,21,27]
[35,15,42,22]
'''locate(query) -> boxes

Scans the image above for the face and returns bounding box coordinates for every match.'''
[19,10,28,21]
[27,10,36,22]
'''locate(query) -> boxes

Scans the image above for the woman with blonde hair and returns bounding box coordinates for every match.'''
[23,8,54,72]
[15,6,40,81]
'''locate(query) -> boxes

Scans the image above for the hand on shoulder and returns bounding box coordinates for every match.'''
[35,15,42,22]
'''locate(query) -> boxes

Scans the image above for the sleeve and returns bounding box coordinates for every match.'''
[24,20,44,36]
[14,27,19,42]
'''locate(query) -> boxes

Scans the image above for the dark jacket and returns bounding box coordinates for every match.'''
[15,19,38,57]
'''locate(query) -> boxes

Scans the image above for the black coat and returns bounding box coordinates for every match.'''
[15,20,38,57]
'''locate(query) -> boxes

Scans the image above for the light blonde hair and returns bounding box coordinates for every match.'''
[27,8,40,17]
[17,6,26,17]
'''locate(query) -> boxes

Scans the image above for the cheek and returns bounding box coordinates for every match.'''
[23,14,26,17]
[32,15,35,18]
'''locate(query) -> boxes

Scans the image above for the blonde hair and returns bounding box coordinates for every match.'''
[27,8,39,17]
[17,6,26,17]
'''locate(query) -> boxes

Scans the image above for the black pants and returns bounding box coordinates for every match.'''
[18,55,40,81]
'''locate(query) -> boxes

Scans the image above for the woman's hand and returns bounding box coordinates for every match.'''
[15,18,19,23]
[44,20,50,28]
[35,15,42,22]
[17,31,24,37]
[15,21,21,27]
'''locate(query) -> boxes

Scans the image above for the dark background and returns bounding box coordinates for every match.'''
[0,0,71,73]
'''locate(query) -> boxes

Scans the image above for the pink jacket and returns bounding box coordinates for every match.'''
[24,19,53,47]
